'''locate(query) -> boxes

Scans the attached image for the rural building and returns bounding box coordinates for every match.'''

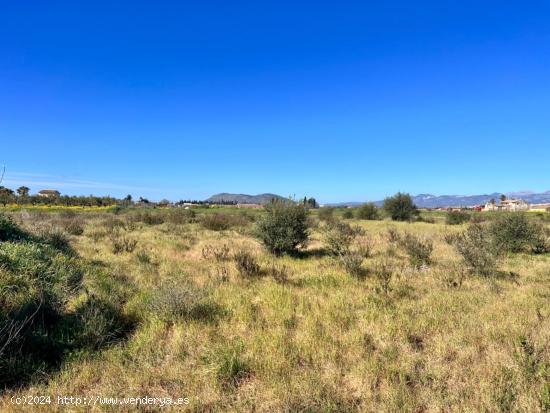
[38,189,60,198]
[483,198,529,212]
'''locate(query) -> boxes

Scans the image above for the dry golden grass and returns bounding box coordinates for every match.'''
[1,209,549,412]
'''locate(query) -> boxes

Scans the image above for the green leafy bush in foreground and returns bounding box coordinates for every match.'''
[256,200,309,255]
[0,213,133,388]
[490,213,549,254]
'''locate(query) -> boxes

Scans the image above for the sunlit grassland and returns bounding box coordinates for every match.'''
[1,208,549,412]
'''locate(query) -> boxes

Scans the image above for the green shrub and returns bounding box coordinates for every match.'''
[357,203,380,220]
[383,192,418,221]
[0,213,30,241]
[339,248,365,278]
[398,233,433,268]
[451,224,499,276]
[40,228,73,254]
[490,213,546,254]
[342,209,354,219]
[256,201,309,255]
[321,220,364,257]
[446,210,471,225]
[0,217,134,388]
[234,249,261,277]
[530,227,550,254]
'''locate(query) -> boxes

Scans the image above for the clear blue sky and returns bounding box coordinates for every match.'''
[1,1,549,202]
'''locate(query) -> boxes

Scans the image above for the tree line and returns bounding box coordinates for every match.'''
[0,186,124,207]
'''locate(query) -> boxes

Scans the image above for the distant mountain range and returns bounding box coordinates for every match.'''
[206,193,288,205]
[330,191,550,208]
[207,191,550,208]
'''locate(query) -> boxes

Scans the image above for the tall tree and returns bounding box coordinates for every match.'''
[0,186,15,206]
[16,186,30,198]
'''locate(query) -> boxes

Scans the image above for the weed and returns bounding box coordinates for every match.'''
[234,249,261,277]
[111,235,138,254]
[202,243,231,261]
[373,258,395,295]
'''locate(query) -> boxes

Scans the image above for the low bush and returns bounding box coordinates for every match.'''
[372,258,395,295]
[437,262,468,289]
[40,228,73,254]
[202,244,231,261]
[398,233,433,268]
[490,213,548,254]
[267,261,290,283]
[386,227,401,244]
[136,250,152,265]
[0,213,31,242]
[71,295,133,349]
[342,209,354,219]
[321,220,364,257]
[256,201,309,255]
[148,282,216,322]
[111,235,138,254]
[357,203,380,220]
[446,210,471,225]
[530,227,550,254]
[339,248,365,278]
[451,224,499,276]
[234,249,261,277]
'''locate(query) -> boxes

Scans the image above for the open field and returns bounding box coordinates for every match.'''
[1,207,550,412]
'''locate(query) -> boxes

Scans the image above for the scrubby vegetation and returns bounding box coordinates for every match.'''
[255,200,309,254]
[356,202,380,220]
[490,212,550,254]
[1,206,549,412]
[383,192,418,221]
[0,214,133,388]
[446,210,471,225]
